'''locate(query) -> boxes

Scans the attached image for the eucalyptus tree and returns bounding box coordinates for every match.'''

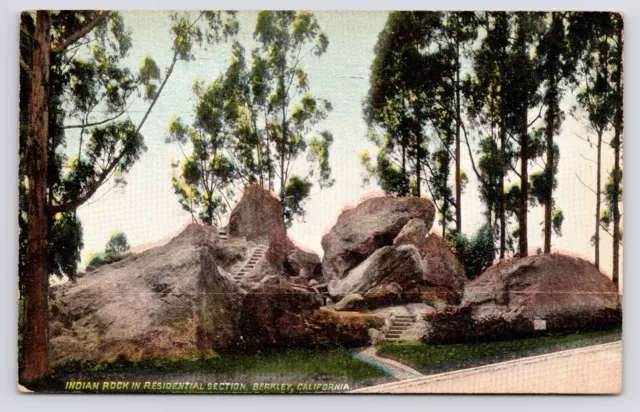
[534,12,580,253]
[253,11,334,225]
[570,13,617,269]
[440,12,479,233]
[362,12,433,197]
[465,11,513,258]
[19,10,237,384]
[502,12,545,257]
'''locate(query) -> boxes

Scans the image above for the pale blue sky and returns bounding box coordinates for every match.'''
[71,11,621,282]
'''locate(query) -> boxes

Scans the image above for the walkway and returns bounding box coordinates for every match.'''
[352,341,622,394]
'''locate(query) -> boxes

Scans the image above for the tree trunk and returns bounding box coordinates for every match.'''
[455,41,462,233]
[612,24,623,290]
[519,103,529,257]
[499,127,506,259]
[415,133,421,197]
[595,129,602,269]
[544,88,555,254]
[22,10,51,384]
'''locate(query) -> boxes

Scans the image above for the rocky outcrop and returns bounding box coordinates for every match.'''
[228,185,286,243]
[241,276,383,346]
[321,196,435,282]
[423,254,622,343]
[328,245,427,300]
[49,224,244,368]
[394,218,428,252]
[422,234,466,302]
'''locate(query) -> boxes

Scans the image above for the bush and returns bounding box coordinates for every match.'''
[105,230,130,254]
[446,225,495,279]
[85,250,129,272]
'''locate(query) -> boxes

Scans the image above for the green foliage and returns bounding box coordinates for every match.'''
[105,230,130,254]
[282,175,313,228]
[49,213,84,279]
[446,226,495,279]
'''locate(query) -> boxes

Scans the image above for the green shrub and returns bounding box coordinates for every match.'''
[85,250,129,272]
[446,225,495,279]
[105,230,130,254]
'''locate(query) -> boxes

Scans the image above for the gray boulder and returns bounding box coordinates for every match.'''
[328,244,427,300]
[321,196,435,282]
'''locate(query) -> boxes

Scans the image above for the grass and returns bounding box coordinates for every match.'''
[376,327,622,374]
[31,346,389,392]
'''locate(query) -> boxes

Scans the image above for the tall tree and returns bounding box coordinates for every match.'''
[535,12,577,253]
[466,12,514,258]
[570,13,616,269]
[502,12,545,257]
[253,11,334,225]
[19,10,237,384]
[606,14,624,289]
[441,12,478,233]
[22,10,52,385]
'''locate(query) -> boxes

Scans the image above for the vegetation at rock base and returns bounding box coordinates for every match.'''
[446,225,495,279]
[29,346,390,392]
[376,327,621,373]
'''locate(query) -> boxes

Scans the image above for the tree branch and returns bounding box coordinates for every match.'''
[575,172,598,197]
[51,11,111,54]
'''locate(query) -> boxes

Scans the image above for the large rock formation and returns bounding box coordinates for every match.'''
[49,185,365,369]
[323,199,466,311]
[321,196,435,282]
[230,185,322,283]
[423,254,621,343]
[241,276,384,346]
[422,234,466,302]
[228,185,285,243]
[49,224,245,368]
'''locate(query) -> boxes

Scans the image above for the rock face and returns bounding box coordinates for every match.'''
[49,224,244,368]
[423,254,622,343]
[394,218,428,252]
[321,196,435,282]
[49,185,375,369]
[328,245,426,300]
[241,276,383,346]
[323,197,468,312]
[422,234,466,302]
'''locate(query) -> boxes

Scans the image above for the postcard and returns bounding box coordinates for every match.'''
[18,10,623,394]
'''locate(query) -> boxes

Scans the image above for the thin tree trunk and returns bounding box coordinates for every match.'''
[612,25,623,290]
[519,102,529,257]
[22,10,51,384]
[544,92,555,254]
[595,129,602,269]
[415,132,421,197]
[499,127,506,259]
[455,40,462,233]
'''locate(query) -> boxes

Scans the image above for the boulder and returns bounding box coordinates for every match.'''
[228,184,286,243]
[334,293,365,311]
[321,196,435,281]
[423,254,621,343]
[422,234,466,302]
[328,244,427,300]
[394,218,428,252]
[49,224,245,369]
[240,276,383,346]
[334,283,407,312]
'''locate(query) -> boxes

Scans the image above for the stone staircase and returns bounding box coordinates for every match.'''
[217,228,229,242]
[232,245,268,282]
[385,315,417,341]
[314,283,331,306]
